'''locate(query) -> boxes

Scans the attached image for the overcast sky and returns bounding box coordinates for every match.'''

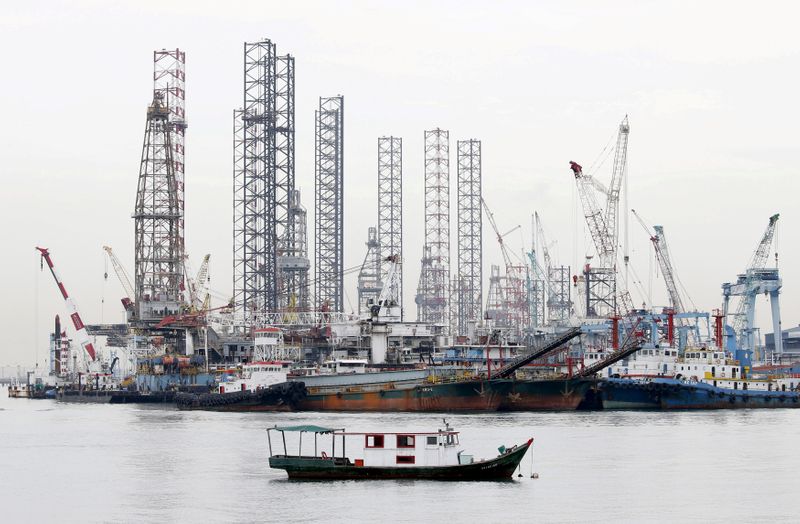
[2,1,799,367]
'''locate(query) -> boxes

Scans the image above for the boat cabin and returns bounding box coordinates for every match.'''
[321,359,368,375]
[218,361,290,393]
[266,424,471,468]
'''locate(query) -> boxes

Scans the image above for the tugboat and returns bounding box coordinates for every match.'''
[267,421,533,480]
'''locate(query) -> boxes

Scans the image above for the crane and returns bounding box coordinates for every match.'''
[569,116,633,316]
[37,247,97,361]
[630,211,685,313]
[724,214,781,351]
[103,245,135,312]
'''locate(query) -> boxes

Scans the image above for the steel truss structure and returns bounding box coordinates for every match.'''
[378,136,403,316]
[416,129,450,325]
[134,91,183,322]
[358,227,382,314]
[233,39,303,317]
[153,49,187,261]
[315,96,344,312]
[547,265,572,323]
[455,139,482,336]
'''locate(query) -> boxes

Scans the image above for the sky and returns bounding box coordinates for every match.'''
[2,0,799,367]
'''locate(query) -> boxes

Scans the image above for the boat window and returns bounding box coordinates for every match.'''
[396,455,415,464]
[427,436,438,446]
[397,435,415,448]
[365,434,384,448]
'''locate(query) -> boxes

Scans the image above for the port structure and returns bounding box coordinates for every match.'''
[358,227,382,314]
[315,96,345,313]
[722,213,782,356]
[416,129,450,327]
[570,116,632,318]
[233,39,305,319]
[133,90,183,324]
[454,139,482,338]
[378,136,403,316]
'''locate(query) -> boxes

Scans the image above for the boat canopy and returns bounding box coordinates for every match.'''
[270,424,340,434]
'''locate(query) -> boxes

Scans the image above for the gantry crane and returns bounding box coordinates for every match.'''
[723,214,782,355]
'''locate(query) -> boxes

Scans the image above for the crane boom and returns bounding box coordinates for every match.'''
[631,211,686,313]
[731,214,780,334]
[103,246,135,301]
[570,161,613,259]
[652,226,685,314]
[604,116,630,261]
[37,247,97,361]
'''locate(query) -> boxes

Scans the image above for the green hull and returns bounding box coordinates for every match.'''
[269,439,532,480]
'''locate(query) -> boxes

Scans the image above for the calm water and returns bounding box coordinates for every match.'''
[0,387,796,523]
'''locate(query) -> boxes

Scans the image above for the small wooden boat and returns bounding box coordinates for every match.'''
[267,422,533,480]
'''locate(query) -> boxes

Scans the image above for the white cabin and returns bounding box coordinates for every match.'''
[343,430,466,467]
[321,359,368,375]
[218,361,290,393]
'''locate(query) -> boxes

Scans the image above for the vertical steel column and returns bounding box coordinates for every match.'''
[239,40,277,313]
[417,129,449,325]
[378,137,403,316]
[456,139,482,336]
[315,96,344,312]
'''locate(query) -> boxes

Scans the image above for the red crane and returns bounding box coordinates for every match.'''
[36,247,97,361]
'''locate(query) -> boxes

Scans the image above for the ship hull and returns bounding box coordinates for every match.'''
[600,378,800,409]
[269,439,531,480]
[297,379,512,412]
[498,378,599,411]
[175,382,307,412]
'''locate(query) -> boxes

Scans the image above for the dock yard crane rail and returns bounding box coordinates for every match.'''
[36,247,97,361]
[492,326,582,379]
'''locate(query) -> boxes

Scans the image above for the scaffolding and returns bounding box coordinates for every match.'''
[416,129,450,325]
[378,136,403,317]
[315,96,344,312]
[455,139,482,336]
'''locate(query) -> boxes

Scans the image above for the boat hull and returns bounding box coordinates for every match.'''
[297,379,512,412]
[498,378,599,411]
[269,439,532,480]
[599,378,800,409]
[175,382,307,412]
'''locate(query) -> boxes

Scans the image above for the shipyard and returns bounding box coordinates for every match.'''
[2,2,799,522]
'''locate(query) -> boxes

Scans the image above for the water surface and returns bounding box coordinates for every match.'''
[0,388,795,522]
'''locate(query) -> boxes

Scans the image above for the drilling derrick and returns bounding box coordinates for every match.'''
[454,139,482,337]
[134,91,183,323]
[358,227,382,314]
[378,136,403,317]
[315,96,344,312]
[416,129,450,325]
[153,49,187,264]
